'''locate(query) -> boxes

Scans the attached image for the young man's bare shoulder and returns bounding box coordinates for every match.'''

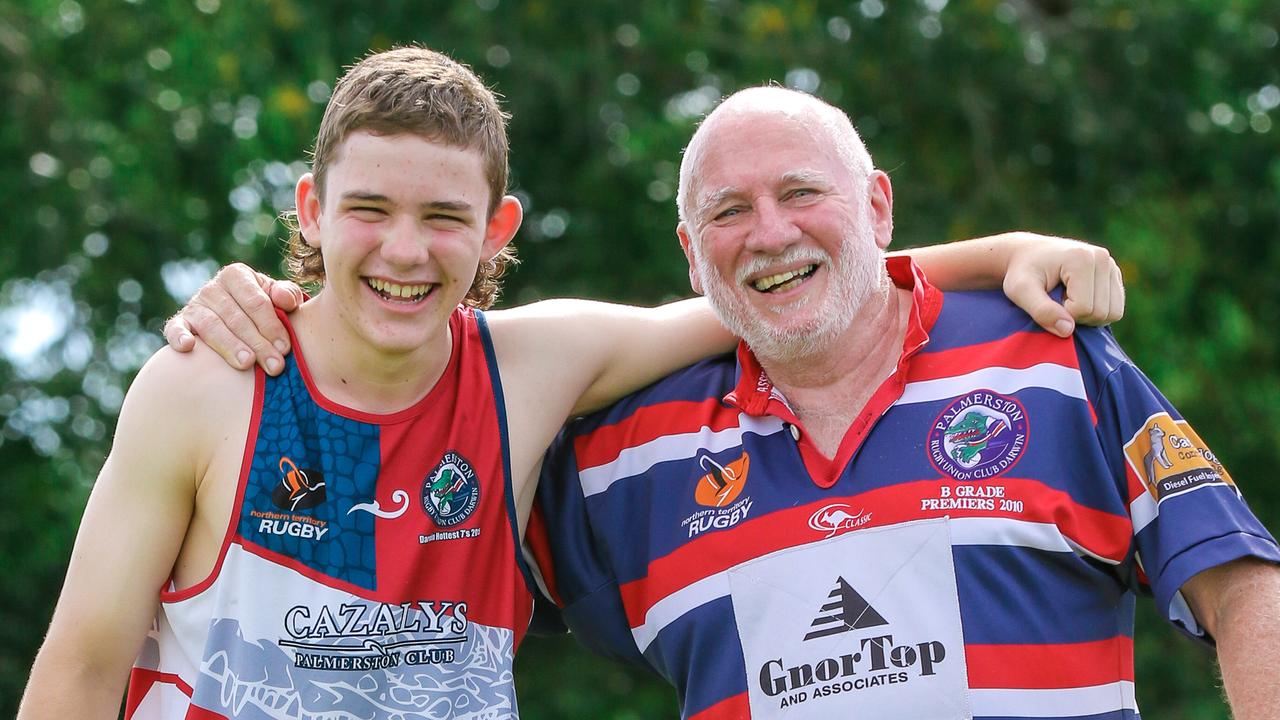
[125,341,256,437]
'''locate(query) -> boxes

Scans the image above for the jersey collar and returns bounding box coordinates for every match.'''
[724,256,943,487]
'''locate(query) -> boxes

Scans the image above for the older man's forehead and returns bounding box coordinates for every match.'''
[700,168,832,200]
[691,168,836,224]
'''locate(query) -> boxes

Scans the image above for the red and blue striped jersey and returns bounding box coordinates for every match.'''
[128,307,536,719]
[529,257,1279,720]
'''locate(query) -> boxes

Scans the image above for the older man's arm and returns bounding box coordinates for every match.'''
[1181,557,1280,719]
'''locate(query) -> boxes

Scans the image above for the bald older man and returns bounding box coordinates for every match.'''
[528,87,1280,720]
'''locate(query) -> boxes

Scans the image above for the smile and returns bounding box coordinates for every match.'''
[750,264,818,293]
[366,277,433,303]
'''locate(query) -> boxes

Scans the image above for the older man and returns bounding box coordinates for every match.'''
[527,87,1280,720]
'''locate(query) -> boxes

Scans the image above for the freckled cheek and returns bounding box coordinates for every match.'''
[429,232,487,276]
[334,223,386,252]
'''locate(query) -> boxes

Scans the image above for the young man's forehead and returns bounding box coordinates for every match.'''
[323,132,491,202]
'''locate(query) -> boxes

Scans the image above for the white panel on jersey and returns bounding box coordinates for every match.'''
[579,415,785,498]
[1167,590,1204,637]
[970,680,1137,717]
[1129,489,1157,534]
[728,518,972,719]
[129,679,192,719]
[948,516,1072,553]
[896,363,1086,407]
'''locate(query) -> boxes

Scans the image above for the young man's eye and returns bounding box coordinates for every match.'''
[351,206,387,217]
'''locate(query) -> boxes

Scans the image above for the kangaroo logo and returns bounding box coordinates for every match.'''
[807,503,873,538]
[1124,412,1237,503]
[1142,423,1173,482]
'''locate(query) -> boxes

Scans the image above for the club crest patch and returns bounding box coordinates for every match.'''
[1123,412,1235,503]
[421,451,480,527]
[928,390,1028,481]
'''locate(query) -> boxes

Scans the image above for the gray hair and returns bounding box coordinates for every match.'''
[676,86,874,236]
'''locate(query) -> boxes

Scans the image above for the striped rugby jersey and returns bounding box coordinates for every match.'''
[529,257,1280,720]
[128,307,536,720]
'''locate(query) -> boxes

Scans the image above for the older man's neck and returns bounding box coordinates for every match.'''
[757,284,912,458]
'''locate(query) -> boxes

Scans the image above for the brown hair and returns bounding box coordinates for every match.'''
[284,46,516,309]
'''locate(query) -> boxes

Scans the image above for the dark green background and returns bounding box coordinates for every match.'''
[3,0,1278,717]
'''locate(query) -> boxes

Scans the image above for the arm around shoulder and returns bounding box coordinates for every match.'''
[489,296,733,417]
[18,346,252,720]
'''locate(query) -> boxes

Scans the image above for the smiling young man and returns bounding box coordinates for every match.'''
[22,48,1128,720]
[18,46,743,720]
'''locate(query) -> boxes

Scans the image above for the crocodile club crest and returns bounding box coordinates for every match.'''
[928,390,1028,481]
[421,451,480,527]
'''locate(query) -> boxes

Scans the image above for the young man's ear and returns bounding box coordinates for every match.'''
[676,222,705,295]
[295,173,323,249]
[482,195,523,261]
[867,170,894,250]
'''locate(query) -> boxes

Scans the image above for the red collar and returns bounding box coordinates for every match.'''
[723,256,943,487]
[726,256,939,416]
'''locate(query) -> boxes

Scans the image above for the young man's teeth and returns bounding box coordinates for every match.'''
[368,278,429,299]
[751,264,817,293]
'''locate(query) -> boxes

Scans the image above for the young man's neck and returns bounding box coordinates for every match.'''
[290,298,454,415]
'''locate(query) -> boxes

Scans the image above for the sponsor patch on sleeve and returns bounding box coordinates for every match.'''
[1123,412,1235,503]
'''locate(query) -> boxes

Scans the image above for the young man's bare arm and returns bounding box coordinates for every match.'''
[18,346,250,720]
[896,231,1124,336]
[161,233,1124,376]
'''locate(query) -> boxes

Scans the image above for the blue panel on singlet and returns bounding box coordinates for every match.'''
[238,355,381,590]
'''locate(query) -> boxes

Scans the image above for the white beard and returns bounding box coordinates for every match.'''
[691,220,885,364]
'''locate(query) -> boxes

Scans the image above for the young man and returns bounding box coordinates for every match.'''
[19,46,735,720]
[24,48,1123,719]
[529,87,1280,719]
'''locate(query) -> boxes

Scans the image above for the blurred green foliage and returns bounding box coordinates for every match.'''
[2,0,1278,717]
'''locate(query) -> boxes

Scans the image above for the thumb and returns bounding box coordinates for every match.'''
[258,273,304,312]
[1005,275,1075,338]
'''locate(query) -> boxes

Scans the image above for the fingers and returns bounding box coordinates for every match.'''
[1109,263,1126,322]
[1004,273,1075,338]
[1062,246,1120,327]
[265,277,305,313]
[180,295,257,370]
[210,265,290,374]
[178,264,290,375]
[162,313,196,352]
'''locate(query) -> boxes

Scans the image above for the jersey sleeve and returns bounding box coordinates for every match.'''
[1079,328,1280,639]
[524,423,652,668]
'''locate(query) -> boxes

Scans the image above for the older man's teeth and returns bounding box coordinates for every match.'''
[751,264,817,293]
[367,278,430,301]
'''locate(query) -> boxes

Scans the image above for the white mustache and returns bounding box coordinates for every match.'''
[734,247,830,285]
